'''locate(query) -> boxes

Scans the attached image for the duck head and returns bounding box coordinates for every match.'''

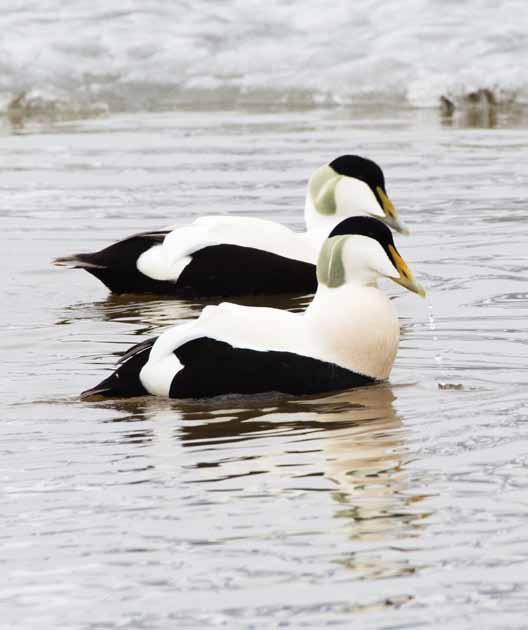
[316,216,425,296]
[305,155,409,235]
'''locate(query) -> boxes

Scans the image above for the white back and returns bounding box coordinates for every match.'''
[137,216,315,281]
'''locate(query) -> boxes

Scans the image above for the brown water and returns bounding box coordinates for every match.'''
[3,106,528,629]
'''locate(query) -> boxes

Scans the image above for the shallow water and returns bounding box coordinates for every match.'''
[3,106,528,629]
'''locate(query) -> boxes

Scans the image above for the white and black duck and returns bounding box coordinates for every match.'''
[54,155,408,298]
[81,216,424,400]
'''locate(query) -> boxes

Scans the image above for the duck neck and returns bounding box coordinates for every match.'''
[304,193,346,234]
[305,282,400,380]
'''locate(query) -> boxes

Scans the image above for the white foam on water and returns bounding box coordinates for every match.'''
[1,0,527,115]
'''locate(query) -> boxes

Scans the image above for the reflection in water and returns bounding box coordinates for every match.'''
[57,292,312,334]
[93,384,429,577]
[5,105,528,628]
[439,101,528,129]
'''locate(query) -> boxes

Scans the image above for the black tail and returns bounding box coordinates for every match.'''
[53,230,170,293]
[53,253,106,269]
[81,336,158,400]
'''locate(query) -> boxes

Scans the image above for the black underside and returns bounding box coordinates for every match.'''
[169,337,376,399]
[82,336,376,400]
[77,241,317,297]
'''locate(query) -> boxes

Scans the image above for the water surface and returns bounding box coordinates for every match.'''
[2,106,528,629]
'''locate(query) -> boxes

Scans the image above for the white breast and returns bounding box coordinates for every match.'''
[305,284,400,379]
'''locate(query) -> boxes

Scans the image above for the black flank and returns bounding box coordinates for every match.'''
[59,239,317,297]
[169,337,375,399]
[174,245,317,298]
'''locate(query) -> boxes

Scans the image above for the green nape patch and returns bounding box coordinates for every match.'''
[316,235,348,288]
[309,164,341,215]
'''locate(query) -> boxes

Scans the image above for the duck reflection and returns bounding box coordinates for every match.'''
[56,292,311,336]
[439,95,528,129]
[96,384,428,543]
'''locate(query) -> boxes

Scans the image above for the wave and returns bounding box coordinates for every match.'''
[2,0,527,120]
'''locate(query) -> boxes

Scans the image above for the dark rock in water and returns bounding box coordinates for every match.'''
[438,382,464,390]
[440,95,455,116]
[440,88,501,116]
[466,88,496,106]
[6,90,108,128]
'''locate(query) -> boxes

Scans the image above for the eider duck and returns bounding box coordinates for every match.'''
[81,216,424,400]
[54,155,408,298]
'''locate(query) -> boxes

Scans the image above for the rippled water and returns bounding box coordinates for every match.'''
[3,106,528,629]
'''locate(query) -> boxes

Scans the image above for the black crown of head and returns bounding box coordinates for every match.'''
[329,155,385,190]
[328,216,395,256]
